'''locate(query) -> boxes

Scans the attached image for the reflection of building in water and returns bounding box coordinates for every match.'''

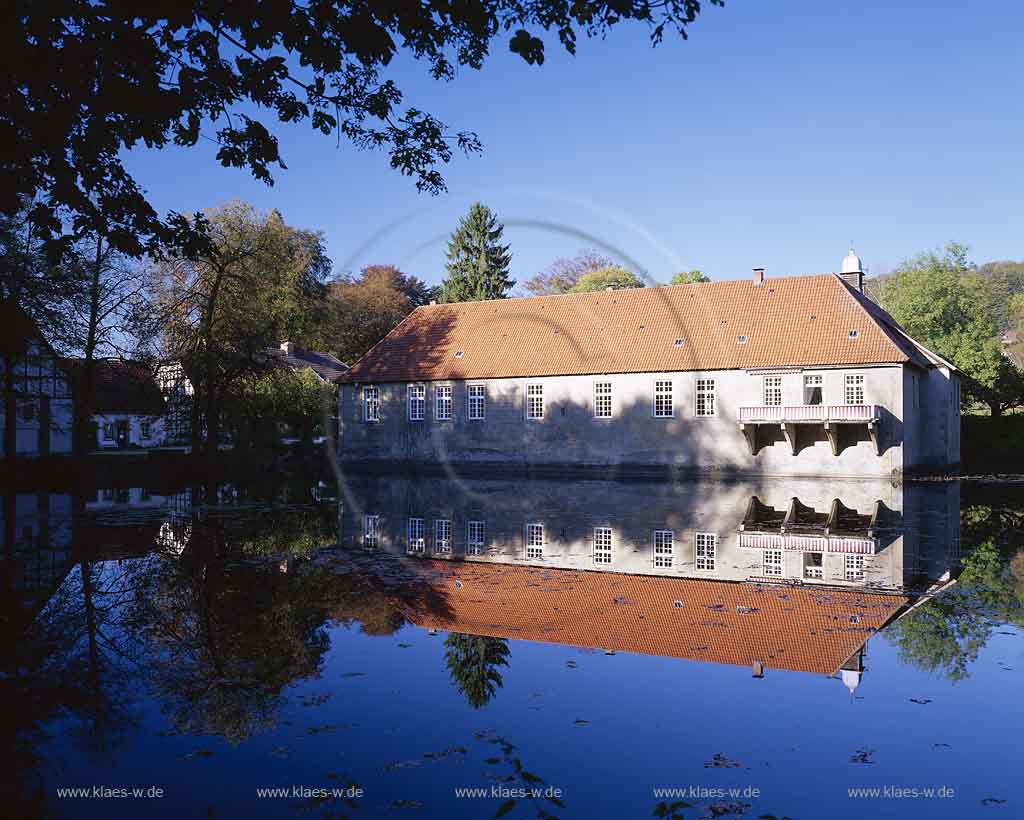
[1,492,75,621]
[340,478,959,594]
[341,476,961,693]
[86,486,195,554]
[391,558,906,691]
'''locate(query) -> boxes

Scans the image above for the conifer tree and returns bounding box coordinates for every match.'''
[439,203,514,303]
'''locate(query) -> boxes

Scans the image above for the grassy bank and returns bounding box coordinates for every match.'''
[962,415,1024,474]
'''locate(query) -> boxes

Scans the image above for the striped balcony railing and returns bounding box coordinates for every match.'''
[738,532,876,554]
[738,404,879,424]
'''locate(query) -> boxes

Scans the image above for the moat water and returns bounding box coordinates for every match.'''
[2,468,1022,819]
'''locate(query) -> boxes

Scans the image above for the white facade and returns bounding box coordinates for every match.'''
[1,338,73,459]
[339,362,960,478]
[93,412,167,450]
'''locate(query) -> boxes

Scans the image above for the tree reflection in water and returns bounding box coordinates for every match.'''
[444,633,511,709]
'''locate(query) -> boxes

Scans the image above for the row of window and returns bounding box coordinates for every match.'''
[361,373,868,423]
[363,515,716,568]
[361,379,718,423]
[762,374,865,407]
[364,515,867,580]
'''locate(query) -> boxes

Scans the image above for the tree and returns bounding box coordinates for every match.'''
[323,266,419,363]
[3,3,722,261]
[521,249,613,296]
[65,233,144,454]
[569,265,644,292]
[0,201,79,348]
[360,264,436,308]
[443,633,511,709]
[226,367,334,449]
[669,269,709,284]
[142,202,330,454]
[880,243,1024,416]
[439,203,514,303]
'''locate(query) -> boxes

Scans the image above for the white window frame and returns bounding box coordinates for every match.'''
[803,552,824,579]
[844,374,865,405]
[434,385,453,421]
[845,554,865,581]
[467,520,485,555]
[653,529,674,568]
[434,519,452,553]
[407,518,425,553]
[407,384,425,421]
[695,532,717,571]
[525,522,544,559]
[763,376,783,407]
[593,527,613,565]
[140,418,153,440]
[763,549,784,577]
[467,384,486,420]
[102,421,116,442]
[593,380,613,419]
[695,378,716,417]
[363,386,380,423]
[803,374,823,405]
[363,514,380,549]
[653,379,674,418]
[526,382,544,420]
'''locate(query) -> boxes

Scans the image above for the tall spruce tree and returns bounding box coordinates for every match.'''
[439,203,514,303]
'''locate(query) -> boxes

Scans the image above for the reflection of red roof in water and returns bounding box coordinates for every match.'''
[397,561,909,676]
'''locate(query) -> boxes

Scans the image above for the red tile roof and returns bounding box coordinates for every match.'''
[66,359,166,414]
[340,274,933,383]
[395,560,908,676]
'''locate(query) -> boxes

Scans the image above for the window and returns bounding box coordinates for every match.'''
[653,530,674,568]
[844,374,865,405]
[17,400,37,422]
[140,419,152,439]
[115,488,130,504]
[101,489,115,502]
[764,549,784,577]
[407,518,425,553]
[363,515,380,548]
[363,386,380,422]
[103,422,116,442]
[803,374,823,405]
[845,554,865,581]
[467,520,485,555]
[593,527,613,565]
[654,380,674,418]
[763,376,783,407]
[695,532,717,571]
[526,383,544,419]
[525,523,544,559]
[407,385,425,421]
[435,385,452,420]
[140,488,152,502]
[695,378,716,416]
[594,381,612,418]
[467,385,486,420]
[434,519,452,553]
[804,552,823,579]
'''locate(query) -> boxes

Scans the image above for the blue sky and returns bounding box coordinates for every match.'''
[124,0,1023,289]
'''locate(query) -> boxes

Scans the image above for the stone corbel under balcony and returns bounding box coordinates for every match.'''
[738,405,881,456]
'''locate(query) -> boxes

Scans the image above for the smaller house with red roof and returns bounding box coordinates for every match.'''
[68,359,169,450]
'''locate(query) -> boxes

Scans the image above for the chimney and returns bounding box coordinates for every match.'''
[280,341,295,356]
[752,268,765,287]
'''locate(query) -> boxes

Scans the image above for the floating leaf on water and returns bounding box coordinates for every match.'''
[705,752,743,769]
[494,798,516,818]
[909,698,933,704]
[981,797,1007,805]
[849,748,875,764]
[342,672,368,678]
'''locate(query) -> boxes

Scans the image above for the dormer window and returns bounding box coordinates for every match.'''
[454,350,464,358]
[848,329,860,339]
[673,338,684,347]
[737,335,749,345]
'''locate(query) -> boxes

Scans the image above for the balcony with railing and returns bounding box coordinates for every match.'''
[737,404,881,456]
